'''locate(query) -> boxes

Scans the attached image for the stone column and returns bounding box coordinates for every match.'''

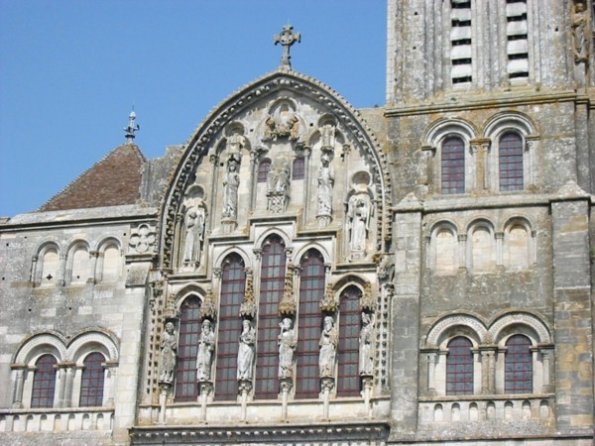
[390,196,423,436]
[495,232,504,267]
[458,234,467,270]
[550,187,593,432]
[540,346,555,393]
[471,139,491,192]
[11,365,26,408]
[479,347,496,394]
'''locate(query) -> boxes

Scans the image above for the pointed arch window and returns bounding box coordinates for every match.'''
[79,352,105,407]
[257,158,272,183]
[441,136,465,194]
[505,334,532,393]
[175,296,201,401]
[254,235,286,399]
[295,249,325,399]
[292,156,305,180]
[446,336,473,395]
[499,132,524,191]
[215,254,246,401]
[337,286,361,397]
[31,354,57,408]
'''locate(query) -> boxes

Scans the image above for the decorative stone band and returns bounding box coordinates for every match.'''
[129,422,390,445]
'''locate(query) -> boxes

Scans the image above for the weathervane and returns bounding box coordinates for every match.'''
[124,109,140,143]
[274,24,301,70]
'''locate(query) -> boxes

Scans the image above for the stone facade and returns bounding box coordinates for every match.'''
[0,1,594,445]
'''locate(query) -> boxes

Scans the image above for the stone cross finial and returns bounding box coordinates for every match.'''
[274,24,301,69]
[124,110,140,143]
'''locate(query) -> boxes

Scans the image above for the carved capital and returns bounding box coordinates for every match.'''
[320,283,338,313]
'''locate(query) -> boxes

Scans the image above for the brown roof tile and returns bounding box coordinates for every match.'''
[39,144,146,212]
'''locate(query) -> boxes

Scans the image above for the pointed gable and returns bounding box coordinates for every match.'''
[39,144,145,212]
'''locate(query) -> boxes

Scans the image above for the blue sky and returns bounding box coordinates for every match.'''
[0,1,386,217]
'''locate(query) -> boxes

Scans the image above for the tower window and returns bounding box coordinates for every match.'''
[441,136,465,194]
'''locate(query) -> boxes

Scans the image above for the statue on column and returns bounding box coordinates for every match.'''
[359,312,374,376]
[237,319,256,381]
[346,191,373,258]
[158,321,178,385]
[197,319,216,382]
[222,152,242,220]
[182,201,206,267]
[319,316,338,378]
[317,152,334,223]
[278,317,297,379]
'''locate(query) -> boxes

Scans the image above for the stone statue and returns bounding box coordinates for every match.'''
[182,203,206,266]
[319,316,338,378]
[320,123,335,149]
[237,319,256,381]
[222,157,240,219]
[359,312,374,376]
[347,192,373,255]
[158,322,177,385]
[278,317,297,379]
[572,3,589,63]
[317,153,334,217]
[267,160,291,213]
[197,319,215,382]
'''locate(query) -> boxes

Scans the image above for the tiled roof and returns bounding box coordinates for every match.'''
[39,144,146,211]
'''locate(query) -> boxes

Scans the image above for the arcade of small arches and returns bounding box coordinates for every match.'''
[31,237,123,287]
[422,112,539,195]
[421,312,554,398]
[8,330,119,411]
[426,215,536,274]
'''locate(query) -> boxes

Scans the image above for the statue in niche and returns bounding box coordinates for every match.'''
[572,2,589,63]
[222,152,241,220]
[278,317,297,379]
[197,319,216,382]
[359,312,374,376]
[320,123,335,149]
[347,191,373,257]
[317,152,334,220]
[182,201,206,267]
[237,319,256,381]
[267,160,291,213]
[319,316,338,378]
[158,321,177,385]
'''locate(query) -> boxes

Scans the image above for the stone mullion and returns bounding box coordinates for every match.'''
[208,154,220,231]
[302,147,312,223]
[10,365,26,408]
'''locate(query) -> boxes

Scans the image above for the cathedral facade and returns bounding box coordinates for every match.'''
[1,1,594,445]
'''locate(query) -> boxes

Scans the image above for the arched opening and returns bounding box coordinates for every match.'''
[31,354,57,408]
[79,352,105,407]
[441,136,465,194]
[446,337,473,395]
[214,254,246,401]
[505,334,532,393]
[295,249,325,399]
[174,296,202,401]
[254,235,286,399]
[499,132,524,191]
[337,286,361,397]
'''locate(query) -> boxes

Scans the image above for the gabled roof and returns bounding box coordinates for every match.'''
[39,144,146,212]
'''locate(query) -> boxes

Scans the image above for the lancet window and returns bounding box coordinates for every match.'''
[295,249,325,399]
[254,235,287,399]
[215,254,246,401]
[336,286,361,397]
[174,296,202,401]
